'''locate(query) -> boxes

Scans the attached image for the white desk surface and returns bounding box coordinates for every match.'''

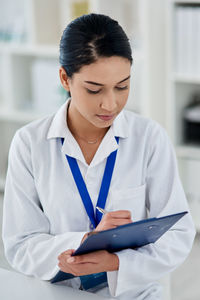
[0,268,111,300]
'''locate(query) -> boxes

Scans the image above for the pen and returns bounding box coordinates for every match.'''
[96,206,108,215]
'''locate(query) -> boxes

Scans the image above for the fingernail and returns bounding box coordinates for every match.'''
[67,257,75,263]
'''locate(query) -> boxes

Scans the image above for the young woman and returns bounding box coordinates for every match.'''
[2,13,195,300]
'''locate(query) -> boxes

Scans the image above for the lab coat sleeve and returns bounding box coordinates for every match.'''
[2,130,87,280]
[107,122,196,297]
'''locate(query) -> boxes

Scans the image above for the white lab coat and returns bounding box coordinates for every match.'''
[2,99,196,299]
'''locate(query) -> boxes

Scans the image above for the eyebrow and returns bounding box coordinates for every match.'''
[84,75,131,86]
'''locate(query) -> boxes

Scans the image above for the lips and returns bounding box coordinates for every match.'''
[97,114,115,121]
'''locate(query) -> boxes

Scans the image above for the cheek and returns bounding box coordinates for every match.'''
[118,92,129,108]
[78,97,98,117]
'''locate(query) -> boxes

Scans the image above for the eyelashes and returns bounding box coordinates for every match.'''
[86,89,100,94]
[86,86,128,94]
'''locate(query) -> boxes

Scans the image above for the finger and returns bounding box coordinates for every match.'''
[58,254,72,264]
[58,249,75,260]
[59,253,77,264]
[111,218,133,227]
[71,263,99,276]
[58,262,74,274]
[70,250,107,264]
[58,262,66,269]
[62,263,97,277]
[59,249,75,257]
[105,210,132,219]
[100,217,132,229]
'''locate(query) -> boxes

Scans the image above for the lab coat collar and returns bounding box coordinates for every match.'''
[112,109,129,139]
[47,98,129,166]
[47,101,69,140]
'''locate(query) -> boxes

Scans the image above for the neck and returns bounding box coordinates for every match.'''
[67,101,109,141]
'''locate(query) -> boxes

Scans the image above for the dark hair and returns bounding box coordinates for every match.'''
[59,13,133,78]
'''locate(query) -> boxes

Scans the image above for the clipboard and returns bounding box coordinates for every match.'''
[51,211,187,283]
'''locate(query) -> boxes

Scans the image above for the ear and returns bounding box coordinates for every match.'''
[59,67,71,92]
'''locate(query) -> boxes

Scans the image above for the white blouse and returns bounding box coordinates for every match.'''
[2,99,196,299]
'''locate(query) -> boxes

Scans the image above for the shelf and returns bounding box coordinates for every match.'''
[176,144,200,160]
[0,43,144,61]
[173,0,200,4]
[172,73,200,84]
[0,43,59,58]
[0,109,48,124]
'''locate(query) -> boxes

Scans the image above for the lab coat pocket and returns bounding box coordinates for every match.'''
[110,184,147,221]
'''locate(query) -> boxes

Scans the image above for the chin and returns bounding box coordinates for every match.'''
[94,120,115,129]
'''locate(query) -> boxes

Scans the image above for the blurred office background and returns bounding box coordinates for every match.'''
[0,0,199,299]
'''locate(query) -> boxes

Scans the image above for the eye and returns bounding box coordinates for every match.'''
[86,88,101,94]
[116,86,128,91]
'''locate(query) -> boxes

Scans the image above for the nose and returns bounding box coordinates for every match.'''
[100,91,117,112]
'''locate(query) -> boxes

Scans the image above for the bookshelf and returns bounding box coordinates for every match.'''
[166,0,200,231]
[0,0,166,191]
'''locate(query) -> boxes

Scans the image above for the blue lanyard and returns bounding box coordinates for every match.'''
[61,137,119,228]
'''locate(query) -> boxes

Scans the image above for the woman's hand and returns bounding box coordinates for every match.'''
[95,210,132,231]
[58,210,131,275]
[58,249,119,276]
[80,210,132,244]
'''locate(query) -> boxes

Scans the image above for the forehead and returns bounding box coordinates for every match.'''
[74,56,131,84]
